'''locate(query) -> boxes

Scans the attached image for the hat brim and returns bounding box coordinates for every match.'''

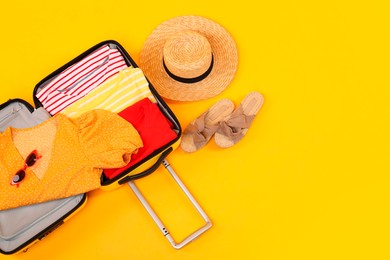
[140,15,238,101]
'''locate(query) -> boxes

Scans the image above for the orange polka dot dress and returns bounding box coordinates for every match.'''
[0,109,142,210]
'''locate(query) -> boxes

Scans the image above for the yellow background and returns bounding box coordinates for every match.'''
[1,0,389,259]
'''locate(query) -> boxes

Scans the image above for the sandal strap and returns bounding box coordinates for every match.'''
[217,106,255,142]
[217,121,244,144]
[226,114,255,129]
[224,105,256,129]
[184,113,219,148]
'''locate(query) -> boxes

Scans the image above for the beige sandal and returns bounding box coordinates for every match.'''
[214,92,264,148]
[181,99,235,152]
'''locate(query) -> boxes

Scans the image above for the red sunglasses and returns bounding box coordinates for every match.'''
[10,150,42,187]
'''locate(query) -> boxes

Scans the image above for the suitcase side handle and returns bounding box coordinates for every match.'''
[118,147,173,185]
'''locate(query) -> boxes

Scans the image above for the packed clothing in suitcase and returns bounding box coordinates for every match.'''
[0,40,212,254]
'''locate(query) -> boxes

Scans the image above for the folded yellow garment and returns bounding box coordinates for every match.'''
[61,67,156,118]
[0,109,143,210]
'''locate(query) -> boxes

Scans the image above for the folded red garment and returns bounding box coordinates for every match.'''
[103,98,177,179]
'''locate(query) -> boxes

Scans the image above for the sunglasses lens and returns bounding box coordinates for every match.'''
[13,170,25,183]
[25,152,37,167]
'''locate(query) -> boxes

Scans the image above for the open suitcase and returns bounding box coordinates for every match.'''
[0,40,211,254]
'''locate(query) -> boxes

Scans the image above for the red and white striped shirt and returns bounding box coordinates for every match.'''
[36,44,128,115]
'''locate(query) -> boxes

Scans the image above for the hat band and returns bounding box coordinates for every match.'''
[163,55,214,84]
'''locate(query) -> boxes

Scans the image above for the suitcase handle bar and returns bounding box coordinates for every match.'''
[128,159,212,249]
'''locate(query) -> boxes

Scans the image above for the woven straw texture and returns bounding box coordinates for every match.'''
[140,15,238,101]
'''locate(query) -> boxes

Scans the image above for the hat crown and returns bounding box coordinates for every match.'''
[163,31,212,79]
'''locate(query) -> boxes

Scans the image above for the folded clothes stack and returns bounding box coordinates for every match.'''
[0,44,178,211]
[35,44,128,115]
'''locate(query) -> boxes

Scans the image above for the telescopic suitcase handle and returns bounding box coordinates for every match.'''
[127,159,212,249]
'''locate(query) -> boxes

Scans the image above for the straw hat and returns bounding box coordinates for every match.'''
[140,15,238,101]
